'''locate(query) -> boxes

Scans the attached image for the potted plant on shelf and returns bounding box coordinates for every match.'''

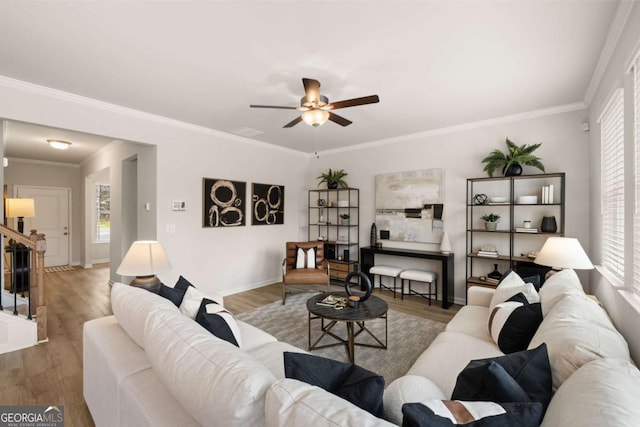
[340,213,350,225]
[481,213,500,231]
[481,138,545,177]
[317,169,348,189]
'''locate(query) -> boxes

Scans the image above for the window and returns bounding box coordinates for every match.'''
[600,88,625,283]
[96,184,110,243]
[634,56,640,293]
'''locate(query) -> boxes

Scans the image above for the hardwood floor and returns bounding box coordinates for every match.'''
[0,265,460,427]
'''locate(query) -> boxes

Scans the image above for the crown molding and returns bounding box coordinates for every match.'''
[0,75,307,158]
[7,157,80,168]
[316,102,587,157]
[583,1,635,106]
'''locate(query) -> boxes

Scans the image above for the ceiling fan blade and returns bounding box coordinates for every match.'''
[250,104,298,110]
[302,78,321,104]
[328,95,380,110]
[328,112,352,127]
[283,116,303,128]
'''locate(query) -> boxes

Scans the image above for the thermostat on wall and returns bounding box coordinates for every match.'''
[172,200,186,211]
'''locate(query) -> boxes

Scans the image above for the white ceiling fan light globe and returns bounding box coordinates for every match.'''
[302,110,330,127]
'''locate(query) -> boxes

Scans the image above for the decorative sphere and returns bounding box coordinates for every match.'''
[473,193,488,205]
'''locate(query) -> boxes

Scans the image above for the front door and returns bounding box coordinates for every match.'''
[16,186,70,267]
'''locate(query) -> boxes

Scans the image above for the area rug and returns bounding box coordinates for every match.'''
[236,292,446,383]
[44,265,75,273]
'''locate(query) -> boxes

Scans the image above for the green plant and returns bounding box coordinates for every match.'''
[481,213,500,222]
[317,168,348,188]
[481,138,545,177]
[340,213,350,220]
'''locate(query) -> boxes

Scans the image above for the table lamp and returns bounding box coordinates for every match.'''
[117,240,172,293]
[534,237,594,270]
[5,198,35,234]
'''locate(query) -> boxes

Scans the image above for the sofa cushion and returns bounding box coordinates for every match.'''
[528,295,630,390]
[407,331,503,397]
[237,320,278,351]
[537,269,584,316]
[283,352,385,417]
[111,282,179,348]
[383,375,446,425]
[541,358,640,426]
[488,294,542,354]
[246,342,307,379]
[489,271,539,314]
[402,401,542,427]
[144,309,277,427]
[445,305,492,342]
[195,298,242,347]
[266,378,395,426]
[451,344,552,414]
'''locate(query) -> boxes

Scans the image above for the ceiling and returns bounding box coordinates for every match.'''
[0,1,622,161]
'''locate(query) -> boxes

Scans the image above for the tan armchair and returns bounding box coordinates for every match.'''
[281,241,330,304]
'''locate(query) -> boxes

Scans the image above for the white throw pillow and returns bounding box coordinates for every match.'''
[179,286,223,319]
[489,271,539,314]
[529,295,630,390]
[111,282,179,347]
[541,358,640,426]
[538,268,584,316]
[307,247,316,269]
[295,247,306,269]
[383,375,446,425]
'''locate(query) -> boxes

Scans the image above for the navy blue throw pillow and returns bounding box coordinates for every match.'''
[488,293,543,354]
[401,401,543,427]
[175,275,195,291]
[283,352,385,417]
[194,298,239,347]
[158,283,188,307]
[451,344,552,415]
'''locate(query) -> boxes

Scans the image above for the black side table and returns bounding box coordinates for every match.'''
[306,292,388,363]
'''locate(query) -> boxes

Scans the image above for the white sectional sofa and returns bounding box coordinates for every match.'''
[84,271,640,426]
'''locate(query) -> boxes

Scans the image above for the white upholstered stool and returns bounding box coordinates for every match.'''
[369,265,404,299]
[399,269,438,305]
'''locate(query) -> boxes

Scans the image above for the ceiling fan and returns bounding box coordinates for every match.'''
[250,78,379,128]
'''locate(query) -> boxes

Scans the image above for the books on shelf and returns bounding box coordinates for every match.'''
[477,250,499,257]
[541,184,555,204]
[515,227,538,233]
[483,277,500,284]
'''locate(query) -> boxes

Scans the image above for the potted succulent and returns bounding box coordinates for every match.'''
[317,169,348,189]
[481,213,500,231]
[339,213,350,225]
[481,138,545,177]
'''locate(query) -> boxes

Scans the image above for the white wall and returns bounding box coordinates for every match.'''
[311,109,591,305]
[588,3,640,362]
[4,159,82,264]
[0,78,310,296]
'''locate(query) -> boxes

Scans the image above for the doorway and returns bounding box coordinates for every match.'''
[15,185,70,267]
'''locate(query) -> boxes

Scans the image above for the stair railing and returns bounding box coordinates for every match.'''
[0,224,47,342]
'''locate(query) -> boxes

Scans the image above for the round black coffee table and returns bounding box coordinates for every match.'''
[306,292,388,363]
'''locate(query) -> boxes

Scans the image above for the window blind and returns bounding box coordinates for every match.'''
[600,88,625,283]
[634,57,640,292]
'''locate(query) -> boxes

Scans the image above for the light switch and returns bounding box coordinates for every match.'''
[144,203,151,211]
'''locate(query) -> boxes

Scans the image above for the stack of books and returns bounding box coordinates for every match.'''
[477,250,499,257]
[515,227,538,233]
[316,295,348,309]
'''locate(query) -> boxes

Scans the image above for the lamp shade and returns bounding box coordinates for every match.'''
[5,198,35,218]
[117,240,172,276]
[534,237,594,270]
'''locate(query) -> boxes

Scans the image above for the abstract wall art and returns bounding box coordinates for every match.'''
[251,183,285,225]
[375,168,445,243]
[203,178,246,227]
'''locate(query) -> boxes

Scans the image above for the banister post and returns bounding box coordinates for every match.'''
[30,230,47,342]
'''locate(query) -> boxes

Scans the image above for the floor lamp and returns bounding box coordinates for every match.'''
[117,240,172,293]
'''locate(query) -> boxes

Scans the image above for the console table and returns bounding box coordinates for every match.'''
[360,246,454,309]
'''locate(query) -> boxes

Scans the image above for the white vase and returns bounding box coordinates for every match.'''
[440,231,452,254]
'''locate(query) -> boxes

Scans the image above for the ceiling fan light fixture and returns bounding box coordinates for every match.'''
[302,110,330,127]
[47,139,72,150]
